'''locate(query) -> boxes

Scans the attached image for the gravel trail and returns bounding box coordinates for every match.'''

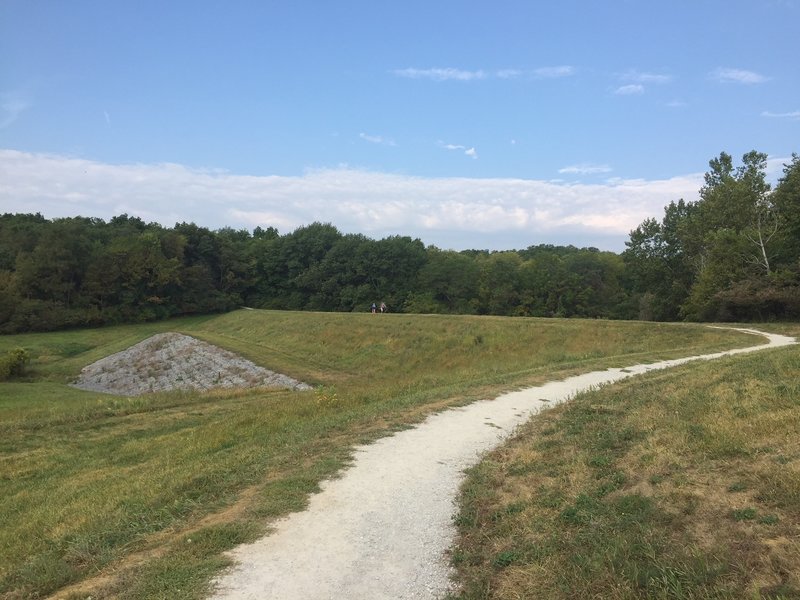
[211,328,796,600]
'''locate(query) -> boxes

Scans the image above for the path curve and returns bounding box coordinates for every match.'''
[211,328,796,600]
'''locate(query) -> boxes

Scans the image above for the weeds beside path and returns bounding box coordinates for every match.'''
[452,324,800,599]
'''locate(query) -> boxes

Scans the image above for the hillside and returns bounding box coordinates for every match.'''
[0,311,764,599]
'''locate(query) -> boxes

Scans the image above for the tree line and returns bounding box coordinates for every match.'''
[0,214,628,333]
[1,150,797,333]
[624,151,800,321]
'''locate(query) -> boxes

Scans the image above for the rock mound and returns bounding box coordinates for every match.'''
[71,332,312,396]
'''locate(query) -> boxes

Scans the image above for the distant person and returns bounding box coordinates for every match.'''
[371,303,377,314]
[380,302,386,313]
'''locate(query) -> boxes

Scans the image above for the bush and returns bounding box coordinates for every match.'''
[713,276,800,321]
[0,347,30,380]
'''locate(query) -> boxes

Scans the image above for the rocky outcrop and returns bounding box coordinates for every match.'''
[71,332,311,396]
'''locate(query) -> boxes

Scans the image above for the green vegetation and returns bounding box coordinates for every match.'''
[451,323,800,599]
[1,150,797,333]
[0,310,756,599]
[0,347,29,380]
[0,215,629,334]
[625,152,800,322]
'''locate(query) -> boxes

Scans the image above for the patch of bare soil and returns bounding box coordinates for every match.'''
[71,332,311,396]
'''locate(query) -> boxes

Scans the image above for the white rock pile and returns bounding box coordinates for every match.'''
[71,332,311,396]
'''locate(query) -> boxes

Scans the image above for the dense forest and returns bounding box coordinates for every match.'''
[1,151,798,333]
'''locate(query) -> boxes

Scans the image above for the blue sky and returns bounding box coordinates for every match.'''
[1,0,797,251]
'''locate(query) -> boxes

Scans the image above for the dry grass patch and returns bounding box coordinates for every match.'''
[452,342,800,599]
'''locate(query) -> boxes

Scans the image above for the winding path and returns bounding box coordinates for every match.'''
[211,328,796,600]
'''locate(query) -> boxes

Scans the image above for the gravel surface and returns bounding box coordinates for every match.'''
[210,328,795,600]
[71,332,311,396]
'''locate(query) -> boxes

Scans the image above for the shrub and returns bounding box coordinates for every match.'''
[0,347,30,380]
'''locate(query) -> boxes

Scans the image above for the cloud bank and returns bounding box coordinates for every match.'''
[0,149,705,251]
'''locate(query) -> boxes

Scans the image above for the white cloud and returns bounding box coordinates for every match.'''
[392,67,486,81]
[766,155,793,181]
[0,149,704,251]
[621,70,672,84]
[712,68,768,84]
[614,84,644,95]
[558,164,613,175]
[0,91,31,129]
[439,141,478,159]
[761,110,800,120]
[359,132,396,146]
[392,66,576,82]
[533,65,575,78]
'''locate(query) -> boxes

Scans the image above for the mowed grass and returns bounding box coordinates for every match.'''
[451,323,800,600]
[0,310,759,599]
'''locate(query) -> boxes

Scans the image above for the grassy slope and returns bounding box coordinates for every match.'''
[0,311,759,600]
[452,324,800,600]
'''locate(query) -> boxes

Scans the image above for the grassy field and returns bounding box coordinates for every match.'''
[0,310,762,599]
[451,323,800,600]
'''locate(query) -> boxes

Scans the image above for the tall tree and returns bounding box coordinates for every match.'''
[410,249,479,313]
[625,150,799,321]
[477,252,522,315]
[623,200,695,321]
[14,218,95,309]
[772,154,800,262]
[682,151,775,320]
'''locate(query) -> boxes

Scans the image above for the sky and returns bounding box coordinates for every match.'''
[1,0,797,251]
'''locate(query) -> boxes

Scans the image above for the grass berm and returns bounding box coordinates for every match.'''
[0,309,777,599]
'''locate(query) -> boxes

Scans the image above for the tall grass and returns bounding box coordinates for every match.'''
[451,325,800,599]
[0,310,759,599]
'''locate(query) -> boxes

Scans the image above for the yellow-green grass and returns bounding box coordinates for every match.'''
[451,325,800,599]
[0,310,760,599]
